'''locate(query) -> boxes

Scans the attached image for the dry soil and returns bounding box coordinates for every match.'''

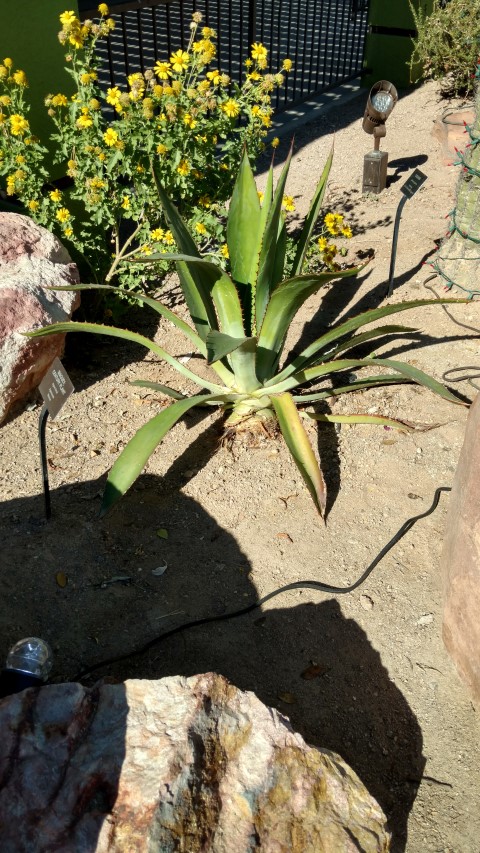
[2,80,480,852]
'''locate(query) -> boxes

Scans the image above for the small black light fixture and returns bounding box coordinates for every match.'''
[362,80,398,194]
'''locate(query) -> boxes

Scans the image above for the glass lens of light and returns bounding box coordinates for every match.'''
[371,91,394,113]
[6,637,53,679]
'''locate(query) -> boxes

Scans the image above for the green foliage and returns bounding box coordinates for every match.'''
[409,0,480,97]
[0,5,290,306]
[27,149,466,518]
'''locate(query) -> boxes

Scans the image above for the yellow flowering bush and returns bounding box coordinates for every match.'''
[281,202,353,276]
[0,5,291,308]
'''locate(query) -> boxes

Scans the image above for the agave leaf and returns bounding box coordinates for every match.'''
[227,336,261,392]
[150,255,245,342]
[308,324,418,364]
[227,149,261,295]
[129,380,187,400]
[205,332,260,392]
[256,267,361,382]
[304,412,414,431]
[247,161,273,329]
[101,393,227,515]
[291,147,333,276]
[308,356,465,405]
[130,380,241,405]
[151,163,199,257]
[25,321,226,393]
[271,392,326,518]
[291,375,410,402]
[209,269,245,337]
[206,330,252,362]
[269,356,465,405]
[150,166,218,341]
[270,297,468,385]
[47,282,207,355]
[271,217,288,294]
[52,279,234,388]
[133,252,203,263]
[204,269,261,390]
[255,144,294,330]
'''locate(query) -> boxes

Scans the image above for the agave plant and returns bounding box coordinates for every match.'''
[28,148,465,517]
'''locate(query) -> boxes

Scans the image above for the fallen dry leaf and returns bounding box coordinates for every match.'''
[277,532,293,543]
[278,691,296,704]
[301,663,329,680]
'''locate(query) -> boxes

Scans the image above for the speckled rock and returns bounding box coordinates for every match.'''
[442,393,480,705]
[0,673,390,852]
[0,212,80,423]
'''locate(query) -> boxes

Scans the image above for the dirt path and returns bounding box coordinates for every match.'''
[2,80,480,851]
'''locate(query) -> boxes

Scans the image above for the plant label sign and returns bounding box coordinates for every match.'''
[39,357,74,419]
[401,169,427,200]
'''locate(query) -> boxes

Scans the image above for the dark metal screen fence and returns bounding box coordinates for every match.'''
[79,0,369,113]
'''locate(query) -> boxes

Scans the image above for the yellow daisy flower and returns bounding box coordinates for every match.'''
[177,159,191,176]
[222,98,240,118]
[52,94,68,107]
[251,42,267,62]
[154,60,171,80]
[12,70,28,86]
[106,86,121,105]
[150,228,164,241]
[76,114,93,129]
[59,11,77,26]
[169,50,189,73]
[56,207,71,223]
[9,114,29,136]
[206,69,222,86]
[103,127,119,146]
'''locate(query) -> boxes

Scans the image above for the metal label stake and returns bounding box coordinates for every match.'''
[387,168,427,298]
[38,357,74,519]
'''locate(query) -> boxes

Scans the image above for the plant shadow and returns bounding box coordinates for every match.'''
[1,471,424,851]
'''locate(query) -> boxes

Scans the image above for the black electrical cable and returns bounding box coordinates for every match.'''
[423,274,480,335]
[423,274,480,393]
[72,485,451,682]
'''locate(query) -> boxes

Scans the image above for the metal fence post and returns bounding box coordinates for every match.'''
[248,0,256,49]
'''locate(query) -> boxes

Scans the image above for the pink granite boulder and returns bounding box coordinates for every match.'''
[0,212,80,423]
[0,673,390,852]
[442,393,480,704]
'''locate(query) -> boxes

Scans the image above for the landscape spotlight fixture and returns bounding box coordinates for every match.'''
[362,80,398,194]
[0,637,53,698]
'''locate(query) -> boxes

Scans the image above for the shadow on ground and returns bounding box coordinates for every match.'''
[1,466,424,851]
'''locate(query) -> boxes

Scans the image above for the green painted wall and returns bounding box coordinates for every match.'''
[0,1,79,166]
[363,0,433,89]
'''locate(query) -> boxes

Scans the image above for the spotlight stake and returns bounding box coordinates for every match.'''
[362,80,398,194]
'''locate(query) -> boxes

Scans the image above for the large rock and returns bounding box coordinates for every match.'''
[442,393,480,704]
[0,673,390,852]
[0,212,80,424]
